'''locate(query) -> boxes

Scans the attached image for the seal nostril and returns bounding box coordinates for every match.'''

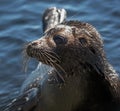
[32,42,39,46]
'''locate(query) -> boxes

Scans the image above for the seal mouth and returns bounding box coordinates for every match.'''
[26,42,60,65]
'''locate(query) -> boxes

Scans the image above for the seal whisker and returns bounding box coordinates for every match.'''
[22,46,31,72]
[38,51,45,63]
[42,53,50,65]
[48,61,61,82]
[38,52,51,73]
[54,63,66,75]
[44,51,61,63]
[45,50,60,60]
[44,49,60,59]
[49,61,65,82]
[43,51,65,82]
[22,56,30,73]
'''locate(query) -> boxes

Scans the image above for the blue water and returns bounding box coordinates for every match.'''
[0,0,120,109]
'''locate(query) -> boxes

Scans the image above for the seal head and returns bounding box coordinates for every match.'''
[27,22,105,76]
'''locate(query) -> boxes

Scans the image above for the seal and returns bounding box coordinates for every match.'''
[26,21,120,111]
[4,7,120,111]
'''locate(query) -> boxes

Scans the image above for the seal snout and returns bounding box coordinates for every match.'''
[31,41,40,46]
[26,41,41,57]
[31,40,42,47]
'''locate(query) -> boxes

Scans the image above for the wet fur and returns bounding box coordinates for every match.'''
[26,21,120,111]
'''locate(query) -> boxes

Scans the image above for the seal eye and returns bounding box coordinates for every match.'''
[53,35,67,45]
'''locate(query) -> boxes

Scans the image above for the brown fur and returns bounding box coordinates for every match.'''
[26,21,120,111]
